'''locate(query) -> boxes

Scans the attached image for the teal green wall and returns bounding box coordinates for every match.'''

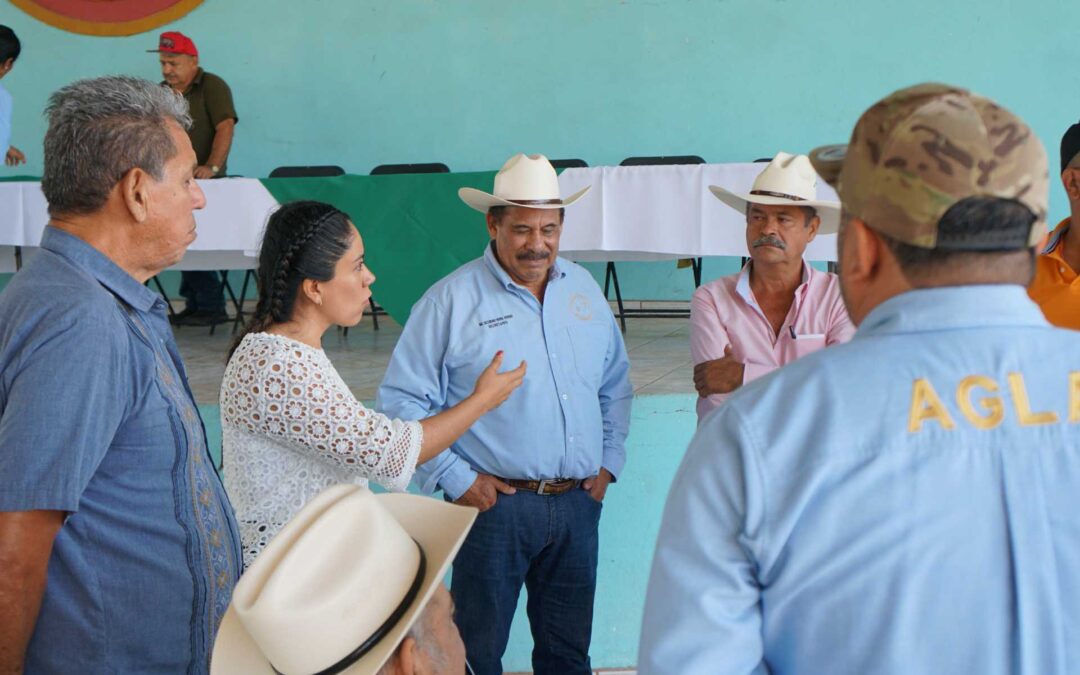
[2,0,1076,299]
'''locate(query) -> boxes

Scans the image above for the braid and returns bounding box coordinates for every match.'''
[227,203,346,363]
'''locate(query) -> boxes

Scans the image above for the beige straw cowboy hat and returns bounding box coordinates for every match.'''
[211,485,476,674]
[459,153,591,212]
[709,152,841,234]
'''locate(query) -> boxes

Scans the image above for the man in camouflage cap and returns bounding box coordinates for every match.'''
[639,83,1080,674]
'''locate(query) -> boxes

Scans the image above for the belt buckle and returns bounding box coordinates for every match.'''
[536,479,548,495]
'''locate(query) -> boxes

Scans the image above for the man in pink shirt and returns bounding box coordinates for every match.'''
[691,152,854,420]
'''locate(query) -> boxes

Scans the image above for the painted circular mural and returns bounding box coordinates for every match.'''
[11,0,205,36]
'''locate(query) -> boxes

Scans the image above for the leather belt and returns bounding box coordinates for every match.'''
[500,478,581,496]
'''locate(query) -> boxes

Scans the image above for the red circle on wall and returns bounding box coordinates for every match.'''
[11,0,205,36]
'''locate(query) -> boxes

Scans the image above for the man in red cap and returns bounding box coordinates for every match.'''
[150,30,238,326]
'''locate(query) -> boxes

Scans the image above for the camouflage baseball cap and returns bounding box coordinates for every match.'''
[809,83,1048,250]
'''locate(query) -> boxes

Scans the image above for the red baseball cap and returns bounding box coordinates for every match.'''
[148,31,198,57]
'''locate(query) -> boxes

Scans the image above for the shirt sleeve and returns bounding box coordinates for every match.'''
[203,75,238,127]
[223,340,421,492]
[0,87,13,153]
[598,304,632,479]
[638,404,768,675]
[377,298,477,498]
[691,286,776,388]
[0,310,129,512]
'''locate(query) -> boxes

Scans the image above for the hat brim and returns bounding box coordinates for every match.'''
[211,494,478,675]
[708,185,841,235]
[458,185,591,213]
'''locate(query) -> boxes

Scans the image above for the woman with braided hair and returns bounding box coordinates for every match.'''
[220,200,526,565]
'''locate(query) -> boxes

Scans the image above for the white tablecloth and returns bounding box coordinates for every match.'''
[0,178,278,271]
[2,166,839,274]
[558,163,839,262]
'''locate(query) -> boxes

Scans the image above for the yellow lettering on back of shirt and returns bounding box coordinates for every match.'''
[1068,372,1080,423]
[1007,372,1059,426]
[908,378,956,433]
[956,375,1004,430]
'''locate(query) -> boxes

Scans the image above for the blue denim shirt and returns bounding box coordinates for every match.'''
[378,243,633,499]
[0,227,241,674]
[640,285,1080,675]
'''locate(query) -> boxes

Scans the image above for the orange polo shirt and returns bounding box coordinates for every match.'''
[1028,218,1080,329]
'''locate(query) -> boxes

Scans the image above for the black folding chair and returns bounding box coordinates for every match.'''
[605,155,707,331]
[268,165,346,178]
[548,158,588,170]
[370,162,449,175]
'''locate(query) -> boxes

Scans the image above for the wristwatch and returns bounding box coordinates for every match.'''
[210,165,220,175]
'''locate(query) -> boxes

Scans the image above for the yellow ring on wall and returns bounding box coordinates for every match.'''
[10,0,205,37]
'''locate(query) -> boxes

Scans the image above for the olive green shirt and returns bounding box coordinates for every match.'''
[166,68,237,174]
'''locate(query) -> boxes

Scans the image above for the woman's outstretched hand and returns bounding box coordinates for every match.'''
[472,351,527,412]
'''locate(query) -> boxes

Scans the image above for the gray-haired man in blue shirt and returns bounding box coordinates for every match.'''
[378,153,633,675]
[0,76,240,673]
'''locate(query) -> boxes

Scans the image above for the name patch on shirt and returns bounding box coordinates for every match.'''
[478,314,513,329]
[908,372,1080,432]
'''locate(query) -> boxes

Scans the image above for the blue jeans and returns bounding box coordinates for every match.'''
[179,271,225,312]
[451,487,602,675]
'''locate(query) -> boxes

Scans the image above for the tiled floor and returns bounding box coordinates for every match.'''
[174,310,694,406]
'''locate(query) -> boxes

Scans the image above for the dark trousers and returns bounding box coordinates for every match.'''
[451,488,602,675]
[179,271,225,313]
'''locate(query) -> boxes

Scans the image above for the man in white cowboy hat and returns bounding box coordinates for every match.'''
[378,153,633,675]
[690,151,854,421]
[212,483,476,674]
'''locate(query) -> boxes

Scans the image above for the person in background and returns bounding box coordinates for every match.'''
[1028,120,1080,329]
[150,30,238,326]
[0,25,25,167]
[691,152,853,421]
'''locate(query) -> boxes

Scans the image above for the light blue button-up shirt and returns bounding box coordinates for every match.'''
[0,83,13,154]
[640,285,1080,675]
[0,227,241,673]
[378,243,633,499]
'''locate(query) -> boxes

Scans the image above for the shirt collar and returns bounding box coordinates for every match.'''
[735,259,813,308]
[482,241,565,291]
[857,285,1047,338]
[40,226,163,313]
[1042,218,1070,256]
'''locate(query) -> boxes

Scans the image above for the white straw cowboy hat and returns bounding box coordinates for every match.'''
[709,152,841,234]
[211,485,477,675]
[459,153,591,212]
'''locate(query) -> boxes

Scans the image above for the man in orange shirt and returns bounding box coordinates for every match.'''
[1028,122,1080,329]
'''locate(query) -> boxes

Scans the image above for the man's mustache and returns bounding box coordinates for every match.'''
[752,235,786,250]
[517,250,550,261]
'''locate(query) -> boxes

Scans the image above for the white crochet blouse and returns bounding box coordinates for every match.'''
[220,333,422,566]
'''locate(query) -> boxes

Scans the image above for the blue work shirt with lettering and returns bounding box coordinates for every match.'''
[640,285,1080,675]
[378,243,633,499]
[0,227,242,674]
